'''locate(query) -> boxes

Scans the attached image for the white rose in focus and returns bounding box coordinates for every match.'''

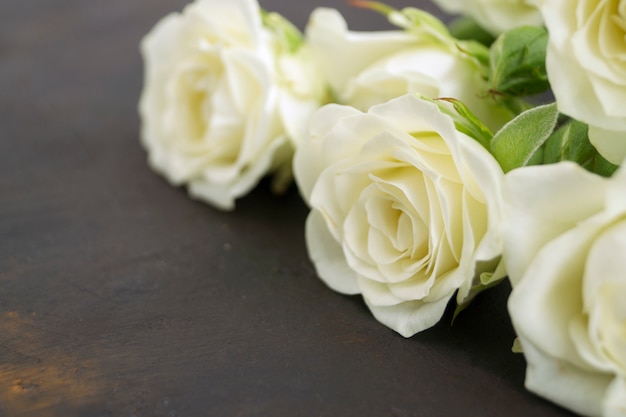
[504,162,626,416]
[294,95,505,337]
[139,0,326,210]
[306,8,513,132]
[538,0,626,165]
[430,0,542,35]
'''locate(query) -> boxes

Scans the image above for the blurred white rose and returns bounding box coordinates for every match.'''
[431,0,542,35]
[305,8,512,132]
[139,0,326,210]
[294,94,505,337]
[538,0,626,165]
[504,161,626,417]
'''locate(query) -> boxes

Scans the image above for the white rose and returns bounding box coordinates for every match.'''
[430,0,542,35]
[504,162,626,417]
[305,8,513,132]
[294,94,505,337]
[537,0,626,165]
[139,0,326,210]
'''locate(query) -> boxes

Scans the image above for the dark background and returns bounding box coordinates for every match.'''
[0,1,575,416]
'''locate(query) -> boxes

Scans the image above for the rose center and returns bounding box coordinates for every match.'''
[168,68,209,143]
[611,0,626,35]
[339,163,434,285]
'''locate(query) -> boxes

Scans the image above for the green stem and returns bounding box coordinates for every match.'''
[347,0,396,17]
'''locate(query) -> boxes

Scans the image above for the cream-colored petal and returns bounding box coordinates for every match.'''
[188,134,288,209]
[517,338,611,417]
[278,92,320,147]
[508,223,595,365]
[305,210,360,295]
[295,107,404,207]
[606,162,626,215]
[189,0,262,48]
[589,125,626,165]
[364,295,451,337]
[502,163,608,285]
[358,277,406,307]
[583,220,626,372]
[431,0,542,35]
[603,377,626,417]
[305,8,415,95]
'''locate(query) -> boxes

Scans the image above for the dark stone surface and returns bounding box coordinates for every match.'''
[0,1,575,416]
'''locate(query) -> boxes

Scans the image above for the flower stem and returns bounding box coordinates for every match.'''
[347,0,395,17]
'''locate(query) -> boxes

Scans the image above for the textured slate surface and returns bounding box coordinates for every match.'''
[0,1,575,416]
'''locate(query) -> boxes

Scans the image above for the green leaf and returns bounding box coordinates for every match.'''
[593,156,619,177]
[448,16,495,47]
[491,102,558,172]
[489,26,549,98]
[543,119,589,164]
[543,119,619,177]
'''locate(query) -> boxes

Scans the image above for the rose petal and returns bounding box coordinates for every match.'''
[294,105,380,203]
[518,338,611,417]
[503,163,608,285]
[603,377,626,417]
[364,296,451,337]
[305,210,360,295]
[582,221,626,372]
[589,125,626,165]
[508,222,593,365]
[306,8,415,95]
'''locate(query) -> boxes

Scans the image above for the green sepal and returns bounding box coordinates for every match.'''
[352,3,491,72]
[261,10,303,54]
[390,8,491,67]
[429,97,493,150]
[451,257,506,325]
[543,119,619,177]
[389,7,451,43]
[490,102,558,172]
[455,39,490,69]
[451,274,504,324]
[489,26,549,98]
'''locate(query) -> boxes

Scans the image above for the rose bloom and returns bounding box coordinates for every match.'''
[294,94,505,337]
[538,0,626,165]
[139,0,326,210]
[306,8,512,132]
[504,162,626,417]
[430,0,542,35]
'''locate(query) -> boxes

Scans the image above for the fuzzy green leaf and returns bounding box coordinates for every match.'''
[491,102,558,172]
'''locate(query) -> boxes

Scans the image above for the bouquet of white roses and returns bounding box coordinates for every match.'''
[138,0,626,415]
